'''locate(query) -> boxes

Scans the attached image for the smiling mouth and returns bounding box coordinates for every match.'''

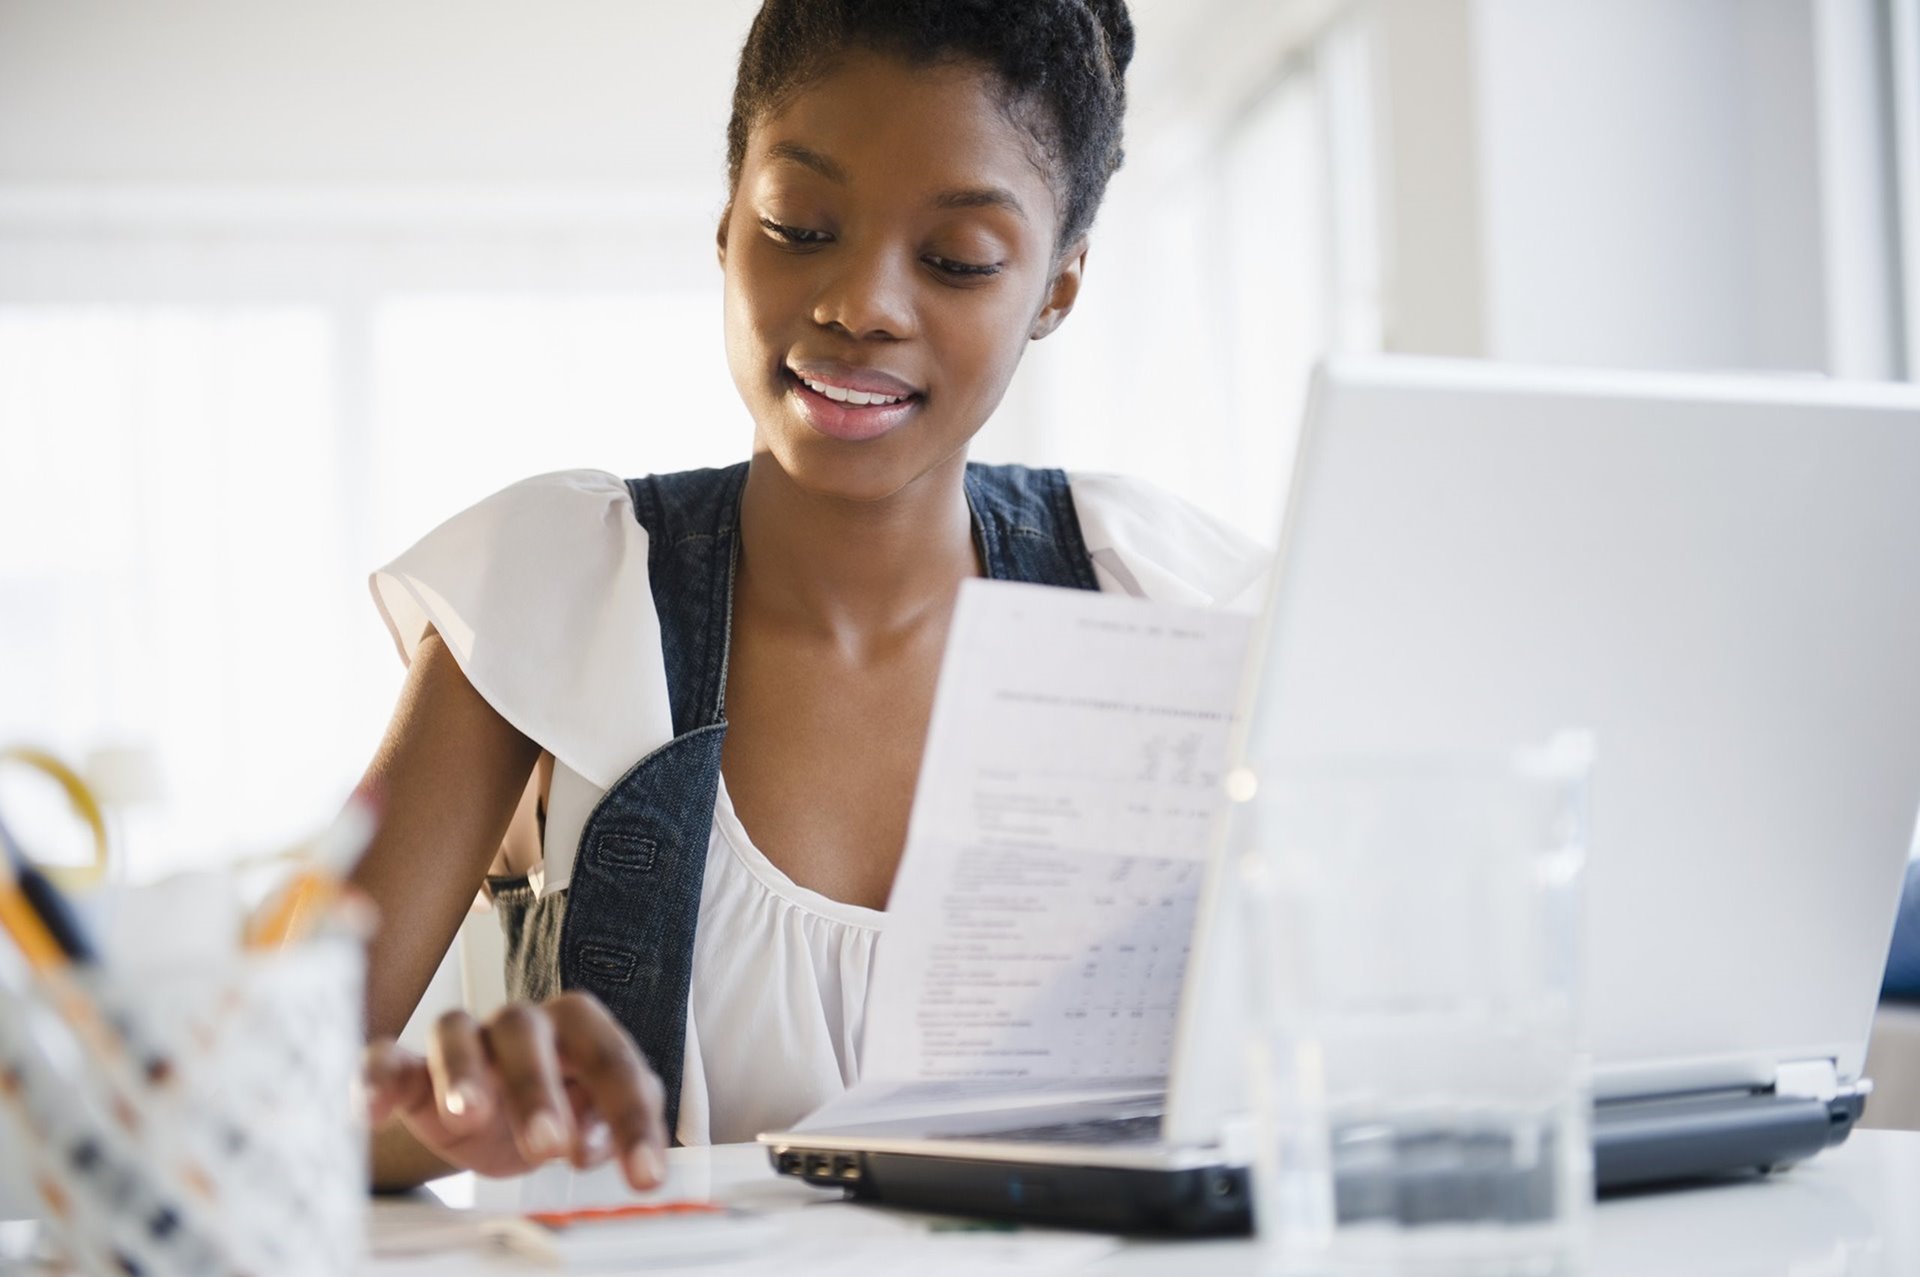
[784,368,920,407]
[798,374,909,407]
[781,366,923,442]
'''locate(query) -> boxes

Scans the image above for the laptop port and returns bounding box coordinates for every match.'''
[804,1154,830,1179]
[832,1155,860,1182]
[776,1151,803,1175]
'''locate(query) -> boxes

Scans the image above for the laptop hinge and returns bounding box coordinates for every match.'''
[1772,1058,1840,1101]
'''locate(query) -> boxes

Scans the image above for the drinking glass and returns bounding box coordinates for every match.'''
[1237,738,1592,1276]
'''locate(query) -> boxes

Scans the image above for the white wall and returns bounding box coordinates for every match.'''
[0,0,755,193]
[1371,0,1904,378]
[1373,0,1486,357]
[1474,0,1820,372]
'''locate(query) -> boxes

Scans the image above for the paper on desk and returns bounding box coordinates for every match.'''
[371,1164,1115,1276]
[842,580,1250,1114]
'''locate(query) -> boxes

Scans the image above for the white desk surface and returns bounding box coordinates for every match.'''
[366,1129,1920,1276]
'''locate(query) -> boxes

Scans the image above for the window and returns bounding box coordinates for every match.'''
[0,218,735,879]
[0,13,1385,877]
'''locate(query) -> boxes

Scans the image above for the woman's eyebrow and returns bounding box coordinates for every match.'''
[767,141,847,183]
[930,186,1028,223]
[765,140,1027,224]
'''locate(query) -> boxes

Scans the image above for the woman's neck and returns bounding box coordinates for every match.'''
[736,450,981,650]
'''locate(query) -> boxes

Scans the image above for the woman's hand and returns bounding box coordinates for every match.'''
[363,991,669,1189]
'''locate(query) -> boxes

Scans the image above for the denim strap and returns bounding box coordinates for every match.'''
[503,460,1097,1136]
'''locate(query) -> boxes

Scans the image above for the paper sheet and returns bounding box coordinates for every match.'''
[856,580,1252,1094]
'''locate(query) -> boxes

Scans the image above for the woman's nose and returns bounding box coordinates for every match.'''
[810,246,916,342]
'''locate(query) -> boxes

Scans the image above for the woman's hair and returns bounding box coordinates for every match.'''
[727,0,1135,250]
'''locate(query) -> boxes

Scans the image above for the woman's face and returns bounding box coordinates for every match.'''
[720,50,1082,504]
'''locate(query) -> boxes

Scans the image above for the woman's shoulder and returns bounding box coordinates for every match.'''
[370,468,674,790]
[390,469,641,566]
[445,466,642,533]
[406,462,750,550]
[372,469,645,645]
[1066,470,1273,612]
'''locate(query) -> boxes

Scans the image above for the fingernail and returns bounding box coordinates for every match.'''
[581,1120,612,1163]
[526,1111,566,1159]
[446,1083,486,1121]
[629,1142,667,1186]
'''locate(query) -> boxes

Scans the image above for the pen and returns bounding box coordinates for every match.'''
[0,812,183,1090]
[0,810,100,963]
[0,855,67,971]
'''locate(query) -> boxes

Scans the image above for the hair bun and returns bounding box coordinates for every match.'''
[1080,0,1135,80]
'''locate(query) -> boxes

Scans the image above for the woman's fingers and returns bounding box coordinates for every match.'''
[565,1078,614,1170]
[426,1009,493,1133]
[362,1039,434,1127]
[485,1004,575,1166]
[368,997,663,1186]
[548,992,670,1190]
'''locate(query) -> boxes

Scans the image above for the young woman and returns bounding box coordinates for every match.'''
[354,0,1265,1192]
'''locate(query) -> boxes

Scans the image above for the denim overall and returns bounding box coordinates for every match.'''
[490,460,1102,1133]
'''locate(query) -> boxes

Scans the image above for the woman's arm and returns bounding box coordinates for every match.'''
[350,627,539,1041]
[349,629,667,1192]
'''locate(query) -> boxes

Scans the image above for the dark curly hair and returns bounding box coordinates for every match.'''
[726,0,1135,251]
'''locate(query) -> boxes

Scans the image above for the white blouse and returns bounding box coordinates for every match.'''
[372,468,1268,1145]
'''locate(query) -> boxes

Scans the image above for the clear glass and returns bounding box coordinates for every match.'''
[1238,738,1592,1276]
[0,939,366,1277]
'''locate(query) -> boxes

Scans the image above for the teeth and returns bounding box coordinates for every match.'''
[799,374,907,406]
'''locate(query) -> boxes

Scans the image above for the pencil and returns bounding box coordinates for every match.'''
[243,794,378,949]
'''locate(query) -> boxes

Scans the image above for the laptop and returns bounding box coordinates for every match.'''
[761,356,1920,1232]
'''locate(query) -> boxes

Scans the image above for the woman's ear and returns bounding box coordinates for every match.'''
[716,204,732,268]
[1029,239,1088,341]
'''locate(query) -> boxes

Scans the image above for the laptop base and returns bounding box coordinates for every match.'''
[767,1088,1868,1235]
[768,1144,1253,1235]
[1592,1087,1865,1189]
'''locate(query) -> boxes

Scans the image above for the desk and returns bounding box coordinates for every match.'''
[367,1130,1920,1275]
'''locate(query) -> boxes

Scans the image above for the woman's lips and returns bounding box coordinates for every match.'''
[787,359,920,400]
[784,368,921,442]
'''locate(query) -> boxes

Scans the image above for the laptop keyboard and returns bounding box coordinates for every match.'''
[963,1113,1165,1146]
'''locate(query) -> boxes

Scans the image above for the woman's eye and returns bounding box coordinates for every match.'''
[925,255,1003,280]
[760,217,830,245]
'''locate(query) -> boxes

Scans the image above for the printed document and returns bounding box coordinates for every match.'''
[807,580,1250,1127]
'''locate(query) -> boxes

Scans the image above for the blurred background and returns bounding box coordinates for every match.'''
[0,0,1913,882]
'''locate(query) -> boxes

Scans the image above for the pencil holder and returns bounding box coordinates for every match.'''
[0,937,367,1277]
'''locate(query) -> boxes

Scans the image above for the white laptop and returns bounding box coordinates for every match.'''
[762,356,1920,1232]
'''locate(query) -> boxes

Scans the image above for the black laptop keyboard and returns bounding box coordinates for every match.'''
[964,1113,1165,1146]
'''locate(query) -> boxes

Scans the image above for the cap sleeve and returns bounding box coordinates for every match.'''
[370,469,675,792]
[1068,472,1273,612]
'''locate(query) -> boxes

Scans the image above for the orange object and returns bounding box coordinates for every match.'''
[526,1201,726,1229]
[0,865,67,971]
[242,793,379,949]
[243,871,345,949]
